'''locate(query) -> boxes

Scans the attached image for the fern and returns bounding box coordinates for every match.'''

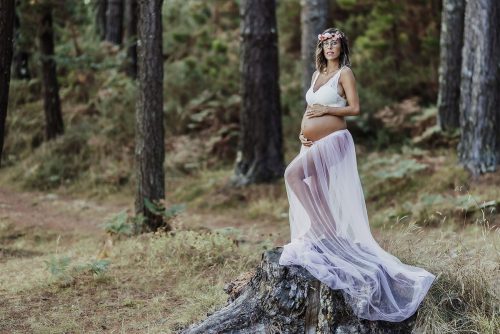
[86,259,110,276]
[373,158,427,180]
[44,255,71,278]
[103,211,132,236]
[144,198,186,219]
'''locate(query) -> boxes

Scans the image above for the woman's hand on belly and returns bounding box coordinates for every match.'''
[305,104,328,118]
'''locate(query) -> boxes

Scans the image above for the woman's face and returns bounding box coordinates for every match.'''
[322,37,341,60]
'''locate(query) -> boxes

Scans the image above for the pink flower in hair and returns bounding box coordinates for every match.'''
[317,32,332,41]
[318,31,342,42]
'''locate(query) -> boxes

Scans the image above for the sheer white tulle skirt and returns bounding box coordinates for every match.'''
[279,129,436,322]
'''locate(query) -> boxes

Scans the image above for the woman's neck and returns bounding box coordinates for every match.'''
[325,60,340,73]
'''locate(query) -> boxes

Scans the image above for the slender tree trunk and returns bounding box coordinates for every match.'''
[458,0,500,175]
[233,0,285,186]
[95,0,107,40]
[12,10,30,80]
[105,0,123,45]
[39,4,63,141]
[391,21,401,73]
[12,51,30,80]
[437,0,465,131]
[0,0,15,166]
[124,0,138,78]
[135,0,166,231]
[300,0,330,106]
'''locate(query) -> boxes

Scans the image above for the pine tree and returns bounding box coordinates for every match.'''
[0,0,15,166]
[135,0,166,231]
[437,0,465,131]
[233,0,285,186]
[458,0,500,175]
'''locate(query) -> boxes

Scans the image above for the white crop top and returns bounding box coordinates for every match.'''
[305,66,348,107]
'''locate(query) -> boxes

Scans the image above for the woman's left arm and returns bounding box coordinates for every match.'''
[307,67,360,117]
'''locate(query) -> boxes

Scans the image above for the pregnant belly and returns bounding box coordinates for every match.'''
[302,114,347,141]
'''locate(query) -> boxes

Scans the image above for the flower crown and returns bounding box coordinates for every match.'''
[318,31,342,42]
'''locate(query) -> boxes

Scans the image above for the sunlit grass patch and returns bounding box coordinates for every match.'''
[169,168,231,204]
[0,226,103,294]
[244,196,289,222]
[102,228,266,331]
[375,222,499,333]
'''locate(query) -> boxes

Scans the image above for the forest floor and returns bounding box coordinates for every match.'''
[0,156,499,333]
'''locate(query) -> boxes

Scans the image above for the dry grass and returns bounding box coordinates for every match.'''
[378,222,499,333]
[1,212,497,333]
[0,222,267,333]
[0,146,498,333]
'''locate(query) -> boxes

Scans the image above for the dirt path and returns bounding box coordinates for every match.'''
[0,186,284,245]
[0,187,130,235]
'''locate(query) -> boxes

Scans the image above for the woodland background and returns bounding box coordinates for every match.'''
[0,0,498,333]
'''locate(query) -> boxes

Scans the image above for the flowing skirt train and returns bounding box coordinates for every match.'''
[279,129,436,322]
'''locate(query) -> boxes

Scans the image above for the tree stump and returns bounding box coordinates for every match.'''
[179,247,418,334]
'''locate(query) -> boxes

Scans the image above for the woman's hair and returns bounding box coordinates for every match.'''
[315,27,351,73]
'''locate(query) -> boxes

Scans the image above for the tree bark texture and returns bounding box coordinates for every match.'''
[12,10,30,80]
[95,0,107,40]
[39,4,64,141]
[233,0,285,186]
[300,0,330,109]
[0,0,15,167]
[135,0,165,231]
[458,0,500,175]
[105,0,123,45]
[180,248,418,334]
[124,0,138,78]
[437,0,465,131]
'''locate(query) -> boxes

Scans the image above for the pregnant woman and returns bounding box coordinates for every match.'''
[279,28,436,322]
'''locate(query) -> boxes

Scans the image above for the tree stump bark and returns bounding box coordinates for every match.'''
[180,247,418,334]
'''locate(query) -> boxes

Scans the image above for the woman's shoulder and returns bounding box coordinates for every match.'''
[341,65,353,74]
[340,65,355,81]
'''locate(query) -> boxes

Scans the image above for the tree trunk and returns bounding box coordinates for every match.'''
[180,248,418,334]
[105,0,123,45]
[95,0,107,40]
[39,4,64,141]
[135,0,166,231]
[0,0,15,167]
[391,20,401,73]
[300,0,330,108]
[437,0,465,131]
[12,10,30,80]
[12,50,30,80]
[124,0,138,78]
[458,0,500,175]
[233,0,285,186]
